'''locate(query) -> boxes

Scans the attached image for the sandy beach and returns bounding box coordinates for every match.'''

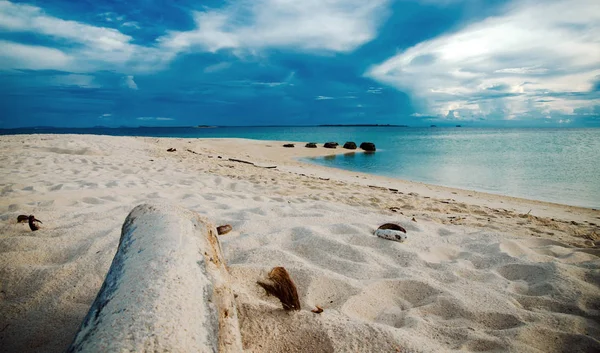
[1,134,599,352]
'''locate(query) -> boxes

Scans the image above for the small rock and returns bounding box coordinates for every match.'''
[217,224,232,235]
[411,217,417,222]
[305,142,317,148]
[324,142,338,149]
[283,144,295,148]
[167,148,176,152]
[343,142,357,149]
[359,142,376,151]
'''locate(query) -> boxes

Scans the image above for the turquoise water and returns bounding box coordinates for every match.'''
[2,126,599,208]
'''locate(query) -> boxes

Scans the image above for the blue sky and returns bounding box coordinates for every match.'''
[0,0,598,128]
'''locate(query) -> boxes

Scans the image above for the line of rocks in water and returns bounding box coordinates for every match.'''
[283,141,376,151]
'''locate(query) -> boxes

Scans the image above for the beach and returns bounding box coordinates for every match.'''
[1,134,599,352]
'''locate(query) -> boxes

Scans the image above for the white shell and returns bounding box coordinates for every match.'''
[375,228,407,242]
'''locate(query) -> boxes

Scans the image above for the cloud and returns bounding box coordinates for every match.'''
[0,2,131,51]
[0,40,71,70]
[0,0,390,74]
[136,117,174,121]
[0,1,172,72]
[366,0,600,121]
[121,21,141,29]
[159,0,390,53]
[123,75,138,90]
[203,62,232,73]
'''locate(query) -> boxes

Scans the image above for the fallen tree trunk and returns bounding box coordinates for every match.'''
[67,203,242,353]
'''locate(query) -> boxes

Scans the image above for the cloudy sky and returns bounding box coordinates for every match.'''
[0,0,598,128]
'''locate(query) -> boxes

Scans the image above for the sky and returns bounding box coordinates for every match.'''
[0,0,599,128]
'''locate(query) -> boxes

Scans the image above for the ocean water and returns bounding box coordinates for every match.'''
[2,126,599,208]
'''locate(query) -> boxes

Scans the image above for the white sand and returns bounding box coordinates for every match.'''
[0,134,599,352]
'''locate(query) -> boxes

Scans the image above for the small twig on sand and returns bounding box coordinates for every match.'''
[229,158,255,165]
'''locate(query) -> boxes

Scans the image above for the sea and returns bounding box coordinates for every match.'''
[2,126,599,209]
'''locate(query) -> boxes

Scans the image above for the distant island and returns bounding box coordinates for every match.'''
[318,124,408,127]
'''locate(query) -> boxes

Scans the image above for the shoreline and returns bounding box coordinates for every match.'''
[159,136,599,222]
[141,135,598,247]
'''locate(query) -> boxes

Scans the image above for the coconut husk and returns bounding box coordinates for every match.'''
[257,267,301,311]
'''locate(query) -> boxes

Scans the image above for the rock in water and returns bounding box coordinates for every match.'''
[323,142,339,149]
[359,142,376,151]
[343,142,357,149]
[305,142,317,148]
[257,267,301,311]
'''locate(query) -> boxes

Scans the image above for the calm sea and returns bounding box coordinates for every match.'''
[2,126,599,208]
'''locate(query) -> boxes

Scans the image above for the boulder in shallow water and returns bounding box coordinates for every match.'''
[343,142,357,150]
[359,142,376,151]
[324,142,338,149]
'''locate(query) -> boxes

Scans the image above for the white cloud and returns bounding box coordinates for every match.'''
[367,0,600,121]
[0,1,131,51]
[0,1,170,72]
[0,40,71,69]
[159,0,389,53]
[121,21,141,29]
[203,62,232,73]
[137,117,174,121]
[0,0,390,74]
[123,75,138,90]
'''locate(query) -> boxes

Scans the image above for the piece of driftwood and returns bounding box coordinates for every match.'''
[257,267,301,311]
[229,158,255,165]
[67,203,242,353]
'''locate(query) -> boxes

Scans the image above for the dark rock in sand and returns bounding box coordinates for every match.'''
[283,144,295,148]
[305,142,317,148]
[217,224,232,235]
[17,215,29,223]
[28,215,42,231]
[167,148,176,152]
[343,142,357,149]
[324,142,339,149]
[359,142,376,151]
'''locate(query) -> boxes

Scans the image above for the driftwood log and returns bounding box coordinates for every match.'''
[67,203,242,353]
